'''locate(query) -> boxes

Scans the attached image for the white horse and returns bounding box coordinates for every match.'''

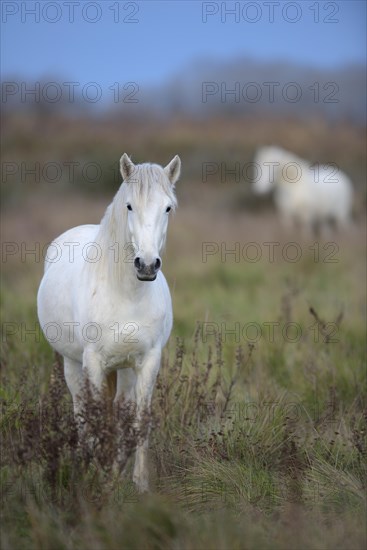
[252,146,353,234]
[37,153,181,492]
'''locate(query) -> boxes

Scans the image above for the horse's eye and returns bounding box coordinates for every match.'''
[166,206,171,213]
[127,204,132,211]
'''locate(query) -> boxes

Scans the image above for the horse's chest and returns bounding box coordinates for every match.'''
[107,311,164,351]
[86,294,167,357]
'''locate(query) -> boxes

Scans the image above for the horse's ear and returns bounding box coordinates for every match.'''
[164,155,181,186]
[120,153,135,180]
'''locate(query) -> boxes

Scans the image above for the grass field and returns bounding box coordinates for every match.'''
[1,115,366,549]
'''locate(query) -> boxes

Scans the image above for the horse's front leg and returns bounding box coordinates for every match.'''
[113,367,137,474]
[64,351,105,439]
[82,347,106,392]
[80,348,106,451]
[133,348,161,493]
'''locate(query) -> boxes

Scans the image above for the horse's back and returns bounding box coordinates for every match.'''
[273,150,354,222]
[44,224,99,272]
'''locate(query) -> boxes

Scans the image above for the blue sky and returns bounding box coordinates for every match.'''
[1,0,366,87]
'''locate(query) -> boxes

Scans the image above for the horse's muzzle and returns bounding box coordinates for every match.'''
[134,257,161,281]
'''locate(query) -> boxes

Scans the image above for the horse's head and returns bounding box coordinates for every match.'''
[252,146,283,194]
[120,154,181,281]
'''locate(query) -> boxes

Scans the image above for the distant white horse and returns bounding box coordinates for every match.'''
[37,153,181,492]
[253,146,353,233]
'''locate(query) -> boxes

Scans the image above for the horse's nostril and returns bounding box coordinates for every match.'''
[155,258,161,271]
[134,257,141,270]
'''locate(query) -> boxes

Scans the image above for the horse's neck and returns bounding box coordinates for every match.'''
[276,151,293,169]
